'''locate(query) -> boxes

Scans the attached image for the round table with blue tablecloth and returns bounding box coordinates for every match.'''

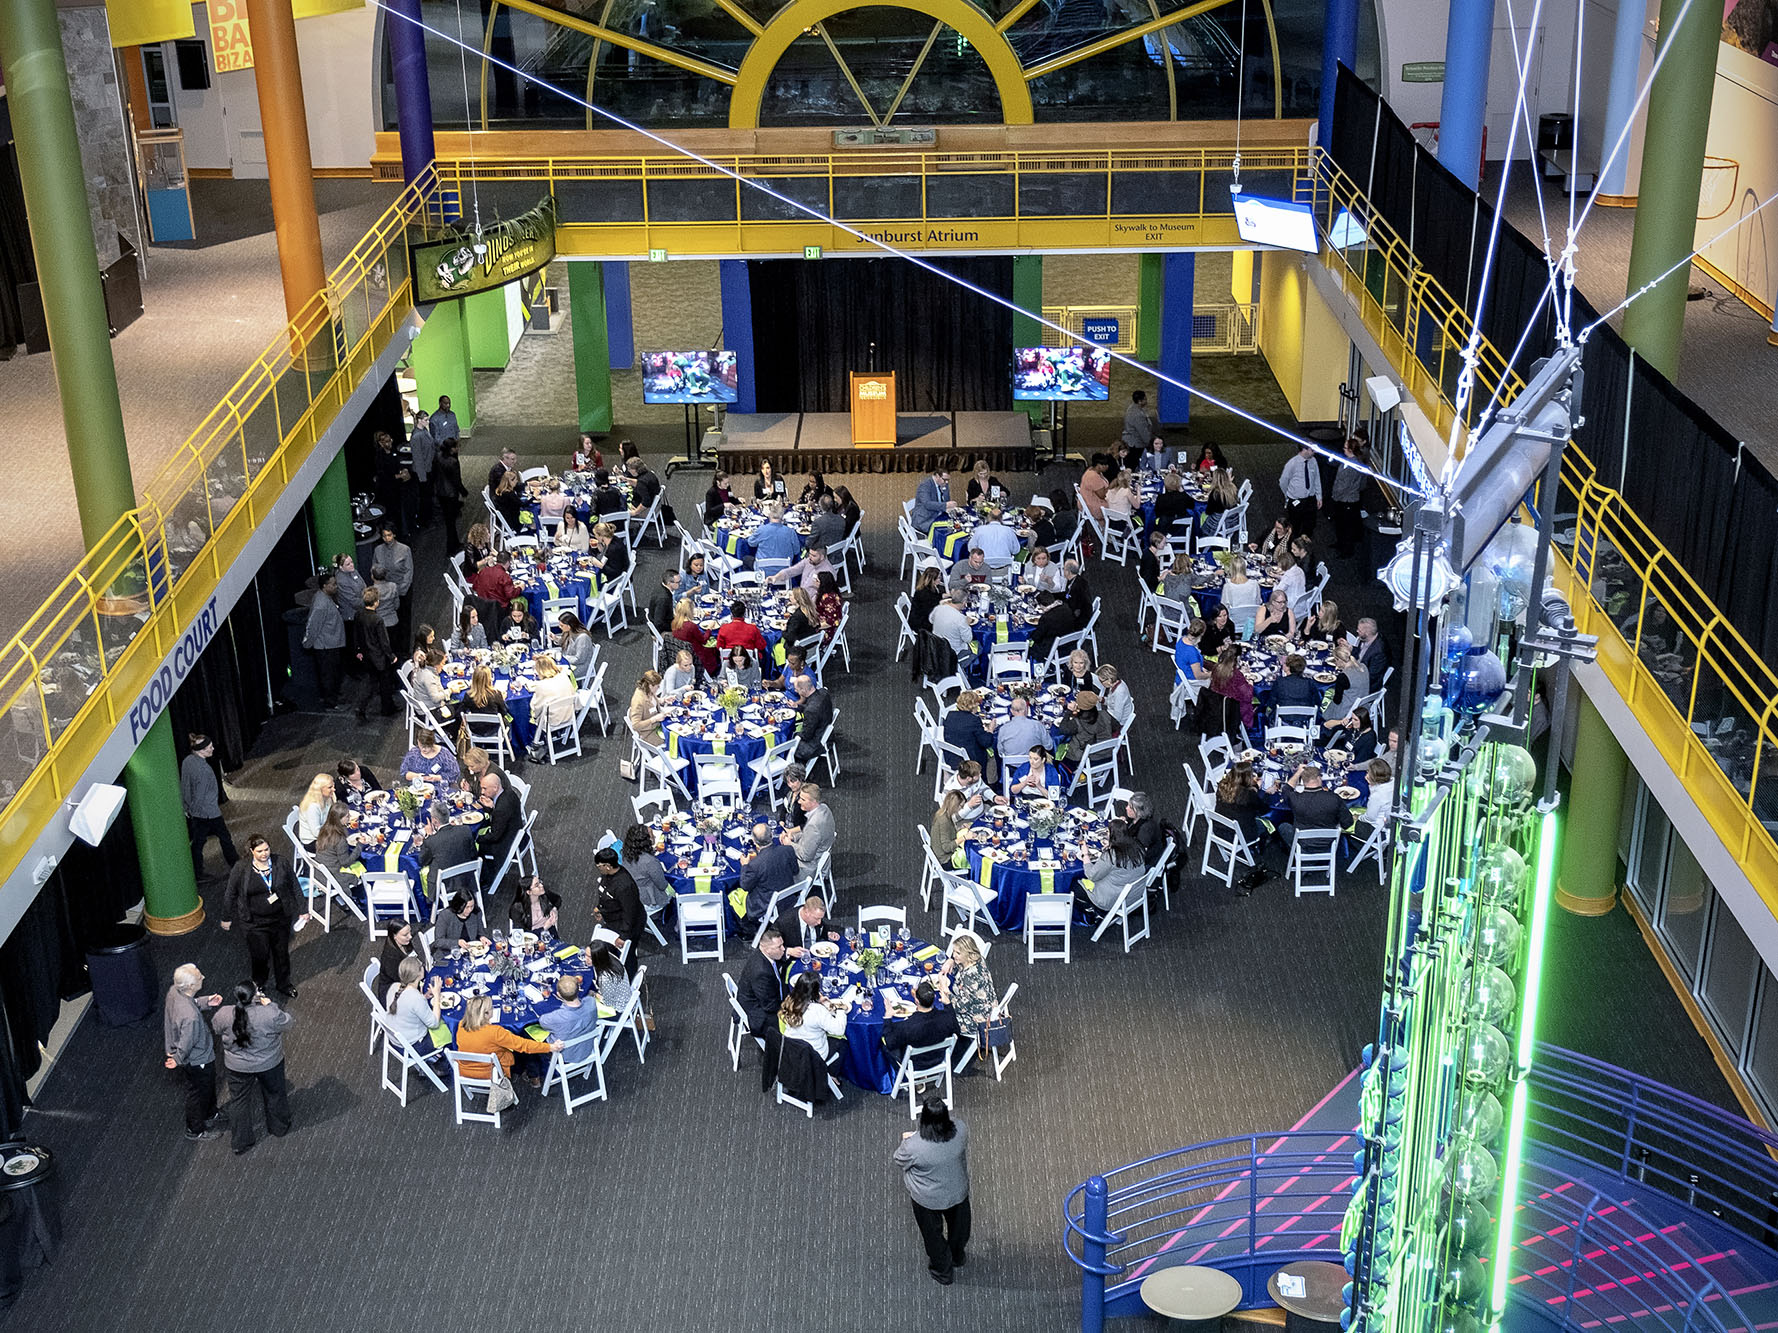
[508,549,603,629]
[1184,551,1280,617]
[1236,636,1339,706]
[709,500,812,564]
[440,646,571,752]
[788,930,951,1093]
[955,582,1043,660]
[424,933,617,1040]
[647,805,789,929]
[688,588,795,664]
[957,798,1111,931]
[342,786,483,916]
[1248,739,1374,822]
[976,680,1073,753]
[660,685,798,795]
[1136,468,1210,538]
[924,503,1034,564]
[520,470,635,533]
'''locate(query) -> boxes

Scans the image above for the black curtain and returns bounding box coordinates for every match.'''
[0,817,142,1137]
[1330,65,1778,660]
[0,97,36,355]
[342,371,408,496]
[748,256,1014,415]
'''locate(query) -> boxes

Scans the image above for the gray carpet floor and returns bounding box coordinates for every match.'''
[4,348,1731,1331]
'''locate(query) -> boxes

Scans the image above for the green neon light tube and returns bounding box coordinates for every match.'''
[1491,1078,1531,1316]
[1517,810,1560,1070]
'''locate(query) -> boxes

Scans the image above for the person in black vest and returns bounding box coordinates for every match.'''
[594,847,645,976]
[219,835,302,999]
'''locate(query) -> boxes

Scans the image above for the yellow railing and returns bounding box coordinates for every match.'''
[1306,149,1778,902]
[0,167,442,884]
[434,146,1315,254]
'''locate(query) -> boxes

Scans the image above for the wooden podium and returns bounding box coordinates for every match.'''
[849,371,897,447]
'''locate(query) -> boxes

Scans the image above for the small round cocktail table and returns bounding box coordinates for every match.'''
[1268,1259,1347,1332]
[1140,1264,1244,1329]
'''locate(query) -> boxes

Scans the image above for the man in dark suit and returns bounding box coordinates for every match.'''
[416,800,482,897]
[594,847,645,975]
[1029,592,1077,664]
[776,892,837,956]
[1355,617,1391,684]
[735,930,788,1034]
[473,772,523,889]
[647,570,681,633]
[1271,655,1324,712]
[1063,559,1092,625]
[739,824,800,935]
[791,673,834,765]
[881,982,961,1072]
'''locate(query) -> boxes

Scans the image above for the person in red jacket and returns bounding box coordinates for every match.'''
[469,552,520,605]
[715,601,768,656]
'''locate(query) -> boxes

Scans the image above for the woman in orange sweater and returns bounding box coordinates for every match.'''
[453,994,562,1089]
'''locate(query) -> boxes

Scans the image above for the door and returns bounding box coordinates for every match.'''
[1485,23,1544,159]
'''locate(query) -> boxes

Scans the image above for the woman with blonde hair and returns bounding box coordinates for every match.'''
[453,992,561,1090]
[1160,551,1195,603]
[1299,599,1344,646]
[783,585,820,649]
[538,475,568,523]
[628,669,667,748]
[1205,467,1239,514]
[491,468,524,535]
[527,655,576,757]
[929,789,966,866]
[1219,555,1263,636]
[464,522,494,570]
[938,933,997,1041]
[384,955,444,1056]
[295,774,336,848]
[1065,648,1095,693]
[1253,587,1296,641]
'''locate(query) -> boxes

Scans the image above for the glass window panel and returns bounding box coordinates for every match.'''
[1745,970,1778,1122]
[1658,835,1711,983]
[1633,793,1671,902]
[1701,898,1759,1057]
[1619,776,1650,913]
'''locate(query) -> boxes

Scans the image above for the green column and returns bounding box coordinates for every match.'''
[1621,0,1720,380]
[1138,254,1164,362]
[1013,255,1044,422]
[131,713,204,934]
[569,262,613,433]
[463,286,514,370]
[1556,694,1628,917]
[308,452,356,563]
[0,0,134,549]
[411,300,476,433]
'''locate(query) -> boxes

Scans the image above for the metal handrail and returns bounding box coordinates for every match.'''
[1064,1048,1776,1333]
[0,167,441,888]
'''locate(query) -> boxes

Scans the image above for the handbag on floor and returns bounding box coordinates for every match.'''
[981,1015,1013,1049]
[485,1060,518,1113]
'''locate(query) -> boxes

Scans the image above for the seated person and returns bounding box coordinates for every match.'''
[399,730,461,788]
[1270,653,1324,712]
[715,603,769,656]
[453,993,561,1090]
[1075,820,1145,916]
[781,973,850,1075]
[434,891,490,953]
[1007,746,1065,798]
[538,974,606,1052]
[507,876,561,934]
[739,824,800,934]
[941,690,997,769]
[1027,544,1065,593]
[660,646,701,696]
[967,508,1022,567]
[720,646,763,690]
[1173,618,1210,682]
[1278,763,1353,847]
[947,549,994,592]
[942,761,997,824]
[881,981,960,1072]
[992,695,1049,763]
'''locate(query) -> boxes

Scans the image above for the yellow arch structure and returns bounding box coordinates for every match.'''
[728,0,1035,129]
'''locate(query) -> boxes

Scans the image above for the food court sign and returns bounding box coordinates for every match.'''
[128,596,221,744]
[411,197,559,304]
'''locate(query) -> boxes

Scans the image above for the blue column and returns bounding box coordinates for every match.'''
[1318,0,1360,150]
[602,261,634,369]
[1157,253,1194,426]
[719,259,756,414]
[386,0,435,186]
[1438,0,1497,190]
[1596,0,1649,199]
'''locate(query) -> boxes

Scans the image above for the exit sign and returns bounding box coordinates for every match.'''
[804,245,823,260]
[647,248,668,262]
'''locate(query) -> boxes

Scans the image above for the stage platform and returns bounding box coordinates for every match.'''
[713,411,1034,475]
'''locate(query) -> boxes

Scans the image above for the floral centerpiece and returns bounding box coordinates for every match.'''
[855,946,884,984]
[1029,806,1063,840]
[491,643,524,672]
[394,788,421,821]
[488,949,526,982]
[716,684,748,718]
[986,584,1016,610]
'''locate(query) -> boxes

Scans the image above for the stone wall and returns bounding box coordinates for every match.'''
[59,4,140,272]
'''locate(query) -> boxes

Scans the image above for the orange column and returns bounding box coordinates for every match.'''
[242,0,325,325]
[120,48,152,132]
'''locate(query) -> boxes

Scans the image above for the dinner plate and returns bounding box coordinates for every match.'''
[516,931,539,946]
[1336,786,1361,800]
[439,991,461,1009]
[810,942,839,958]
[2,1153,39,1177]
[1312,671,1338,683]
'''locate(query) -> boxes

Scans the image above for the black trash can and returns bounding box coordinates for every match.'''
[85,923,156,1026]
[0,1143,57,1311]
[1539,113,1574,152]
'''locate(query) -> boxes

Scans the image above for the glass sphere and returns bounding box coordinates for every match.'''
[1441,1196,1496,1256]
[1451,649,1508,715]
[1435,1302,1486,1333]
[1445,1137,1499,1201]
[1457,1088,1504,1144]
[1485,521,1540,622]
[1475,846,1528,907]
[1489,744,1539,805]
[1467,964,1517,1028]
[1462,1023,1512,1088]
[1474,905,1523,967]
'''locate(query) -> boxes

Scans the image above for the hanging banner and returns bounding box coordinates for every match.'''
[294,0,366,16]
[411,198,560,304]
[106,0,195,47]
[209,0,255,72]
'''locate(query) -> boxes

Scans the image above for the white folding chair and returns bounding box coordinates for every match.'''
[955,981,1020,1080]
[1067,736,1123,807]
[1198,733,1234,777]
[376,1012,448,1105]
[745,734,798,805]
[1024,893,1073,962]
[775,1046,845,1117]
[1200,810,1255,888]
[939,868,999,938]
[724,972,766,1071]
[808,848,837,907]
[541,1026,609,1113]
[692,751,746,808]
[986,641,1032,683]
[484,810,538,895]
[807,714,840,786]
[1348,819,1390,884]
[602,965,651,1062]
[893,592,918,662]
[1288,827,1342,897]
[588,571,631,636]
[632,788,677,823]
[583,661,613,734]
[443,1049,505,1128]
[926,674,966,714]
[461,711,513,768]
[1265,722,1313,748]
[751,880,809,948]
[633,733,695,804]
[304,855,365,932]
[677,892,726,963]
[1171,671,1205,729]
[915,824,948,912]
[1089,873,1153,953]
[913,698,944,775]
[359,958,386,1056]
[889,1037,958,1119]
[1150,595,1191,653]
[432,860,483,923]
[858,905,907,933]
[363,871,418,941]
[1274,705,1320,734]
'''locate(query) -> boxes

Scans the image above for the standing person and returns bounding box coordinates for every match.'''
[1120,389,1158,468]
[895,1098,972,1285]
[219,836,303,999]
[431,394,459,443]
[301,569,346,710]
[353,586,397,721]
[181,733,237,880]
[212,982,295,1155]
[372,521,415,653]
[435,436,467,557]
[407,410,436,529]
[1329,435,1368,558]
[163,964,225,1142]
[1279,441,1323,538]
[593,848,644,976]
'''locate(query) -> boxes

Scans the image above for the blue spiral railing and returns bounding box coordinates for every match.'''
[1064,1047,1778,1332]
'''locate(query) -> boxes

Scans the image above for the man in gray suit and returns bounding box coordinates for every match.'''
[782,783,834,881]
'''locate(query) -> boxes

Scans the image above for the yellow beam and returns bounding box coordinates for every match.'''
[712,0,765,37]
[814,22,883,126]
[994,0,1042,32]
[500,0,739,85]
[732,0,1033,127]
[1021,0,1232,82]
[883,22,945,126]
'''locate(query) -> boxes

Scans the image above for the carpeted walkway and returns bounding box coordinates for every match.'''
[5,356,1731,1332]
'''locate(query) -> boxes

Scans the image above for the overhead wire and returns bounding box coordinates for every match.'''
[373,0,1426,497]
